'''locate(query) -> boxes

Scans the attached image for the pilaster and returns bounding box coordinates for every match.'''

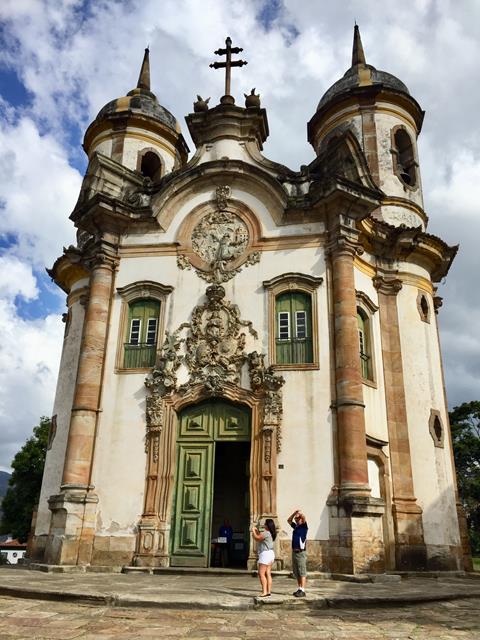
[46,244,118,566]
[373,275,427,569]
[326,217,385,573]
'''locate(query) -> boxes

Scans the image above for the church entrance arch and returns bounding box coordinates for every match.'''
[170,399,251,568]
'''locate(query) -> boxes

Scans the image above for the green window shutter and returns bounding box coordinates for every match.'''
[124,299,160,368]
[275,291,313,364]
[357,311,371,379]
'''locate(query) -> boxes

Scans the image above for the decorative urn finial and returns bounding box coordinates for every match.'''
[193,95,210,112]
[244,88,260,108]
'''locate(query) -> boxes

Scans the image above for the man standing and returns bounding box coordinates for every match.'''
[287,509,308,597]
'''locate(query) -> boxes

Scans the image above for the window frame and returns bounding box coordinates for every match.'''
[391,125,419,191]
[115,280,173,373]
[355,291,379,387]
[263,273,323,370]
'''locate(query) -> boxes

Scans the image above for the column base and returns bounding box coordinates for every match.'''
[327,493,385,574]
[44,491,98,566]
[134,516,170,567]
[392,498,427,570]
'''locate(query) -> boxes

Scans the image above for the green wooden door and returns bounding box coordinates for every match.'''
[170,443,213,566]
[170,401,250,567]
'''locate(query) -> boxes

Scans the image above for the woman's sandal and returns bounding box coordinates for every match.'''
[257,593,271,597]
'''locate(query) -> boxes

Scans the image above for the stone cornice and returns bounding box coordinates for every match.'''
[355,290,379,313]
[359,218,458,282]
[47,247,90,294]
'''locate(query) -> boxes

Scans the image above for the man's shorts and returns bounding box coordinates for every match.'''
[292,550,307,578]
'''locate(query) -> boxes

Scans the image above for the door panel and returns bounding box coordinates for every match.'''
[170,443,213,566]
[178,405,213,439]
[171,401,250,567]
[216,403,250,441]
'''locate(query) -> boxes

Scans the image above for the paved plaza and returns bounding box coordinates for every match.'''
[0,595,479,639]
[0,567,479,638]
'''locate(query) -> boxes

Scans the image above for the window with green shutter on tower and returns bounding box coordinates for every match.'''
[124,299,160,368]
[357,308,372,381]
[275,291,313,364]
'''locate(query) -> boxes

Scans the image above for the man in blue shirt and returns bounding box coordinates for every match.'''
[287,509,308,597]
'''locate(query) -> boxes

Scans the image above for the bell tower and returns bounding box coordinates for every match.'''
[308,26,426,230]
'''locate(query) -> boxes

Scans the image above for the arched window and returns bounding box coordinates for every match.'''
[392,127,417,188]
[139,150,162,181]
[357,307,373,381]
[275,291,313,364]
[124,299,160,368]
[263,273,323,369]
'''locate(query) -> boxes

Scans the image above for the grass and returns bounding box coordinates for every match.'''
[473,557,480,571]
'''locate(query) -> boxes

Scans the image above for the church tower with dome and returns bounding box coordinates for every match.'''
[30,29,471,574]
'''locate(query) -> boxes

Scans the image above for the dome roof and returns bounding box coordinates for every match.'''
[317,26,410,112]
[93,48,181,134]
[95,90,180,133]
[317,63,410,111]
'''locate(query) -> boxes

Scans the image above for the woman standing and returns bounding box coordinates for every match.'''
[252,518,277,597]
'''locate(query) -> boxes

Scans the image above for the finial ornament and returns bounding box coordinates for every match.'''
[210,36,247,103]
[137,47,151,91]
[244,88,260,108]
[352,24,366,67]
[194,95,210,112]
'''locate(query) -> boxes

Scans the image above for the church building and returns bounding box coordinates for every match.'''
[31,28,472,573]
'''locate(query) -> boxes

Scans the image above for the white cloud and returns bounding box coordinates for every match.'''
[0,298,63,471]
[0,256,38,301]
[0,116,80,268]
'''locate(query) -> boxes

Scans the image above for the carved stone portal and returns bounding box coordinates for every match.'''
[136,283,285,566]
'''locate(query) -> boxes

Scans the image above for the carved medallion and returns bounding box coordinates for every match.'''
[191,210,249,267]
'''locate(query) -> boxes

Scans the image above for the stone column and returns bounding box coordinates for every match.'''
[326,223,384,574]
[374,276,426,569]
[46,249,118,566]
[330,236,370,497]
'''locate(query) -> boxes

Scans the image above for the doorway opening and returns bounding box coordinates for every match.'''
[210,441,250,568]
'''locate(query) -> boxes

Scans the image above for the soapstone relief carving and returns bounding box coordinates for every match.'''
[177,185,260,284]
[144,286,285,455]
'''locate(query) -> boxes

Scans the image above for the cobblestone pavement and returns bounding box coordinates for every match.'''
[0,596,479,639]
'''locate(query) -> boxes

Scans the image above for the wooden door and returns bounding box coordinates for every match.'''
[170,401,250,567]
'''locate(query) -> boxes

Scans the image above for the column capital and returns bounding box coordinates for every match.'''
[373,275,403,296]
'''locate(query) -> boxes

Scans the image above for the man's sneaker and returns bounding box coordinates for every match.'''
[293,589,305,597]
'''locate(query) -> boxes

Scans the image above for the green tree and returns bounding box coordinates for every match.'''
[449,401,480,555]
[0,417,50,542]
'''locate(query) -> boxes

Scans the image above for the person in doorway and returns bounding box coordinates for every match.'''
[218,519,233,566]
[252,518,277,597]
[287,509,308,597]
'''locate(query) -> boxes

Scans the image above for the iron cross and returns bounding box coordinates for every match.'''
[210,37,247,98]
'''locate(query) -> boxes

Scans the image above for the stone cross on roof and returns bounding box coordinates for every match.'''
[209,36,247,104]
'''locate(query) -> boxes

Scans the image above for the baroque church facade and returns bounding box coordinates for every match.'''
[31,28,472,573]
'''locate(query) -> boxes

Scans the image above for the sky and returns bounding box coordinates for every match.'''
[0,0,479,471]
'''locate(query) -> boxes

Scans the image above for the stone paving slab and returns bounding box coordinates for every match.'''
[0,594,480,639]
[0,566,480,612]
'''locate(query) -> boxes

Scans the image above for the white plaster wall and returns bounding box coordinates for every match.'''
[93,138,112,159]
[197,140,252,164]
[124,184,324,248]
[91,242,333,540]
[375,110,424,208]
[397,284,460,546]
[35,286,87,535]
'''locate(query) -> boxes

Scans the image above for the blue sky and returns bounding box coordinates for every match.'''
[0,0,479,471]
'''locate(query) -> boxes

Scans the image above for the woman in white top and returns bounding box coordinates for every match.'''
[252,518,277,597]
